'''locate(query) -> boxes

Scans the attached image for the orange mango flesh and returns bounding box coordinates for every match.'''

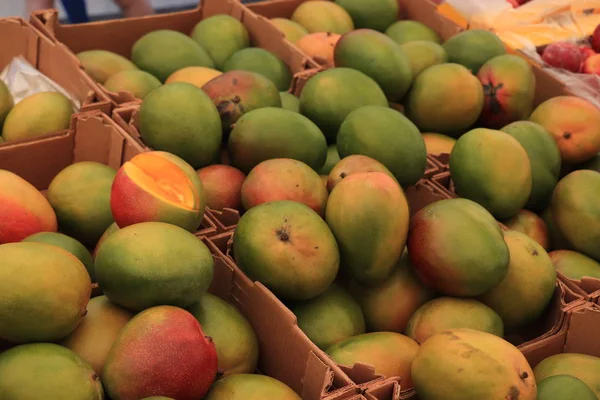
[125,153,197,210]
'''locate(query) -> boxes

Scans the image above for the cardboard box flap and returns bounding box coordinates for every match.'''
[0,18,38,69]
[205,208,240,233]
[563,304,600,356]
[338,363,386,386]
[364,377,402,400]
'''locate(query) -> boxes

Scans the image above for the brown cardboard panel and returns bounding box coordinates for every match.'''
[205,208,240,234]
[364,378,402,400]
[0,18,38,68]
[404,178,454,218]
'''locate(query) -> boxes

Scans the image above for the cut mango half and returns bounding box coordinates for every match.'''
[125,153,198,211]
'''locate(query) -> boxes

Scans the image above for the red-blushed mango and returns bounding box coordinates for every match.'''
[0,242,91,343]
[335,0,398,32]
[241,158,329,216]
[95,222,214,312]
[61,295,134,378]
[326,332,419,389]
[326,172,409,286]
[103,70,162,100]
[408,198,510,296]
[293,283,365,351]
[422,133,456,155]
[204,374,300,400]
[412,329,536,400]
[534,353,600,398]
[188,293,259,376]
[479,230,556,332]
[349,251,434,333]
[47,161,116,247]
[0,170,57,244]
[103,306,218,400]
[271,18,309,43]
[165,66,221,88]
[549,250,600,280]
[191,15,250,71]
[196,164,245,210]
[111,151,205,232]
[93,222,120,259]
[233,200,339,300]
[550,170,600,261]
[503,209,551,250]
[537,375,598,400]
[477,54,535,129]
[327,155,396,192]
[530,96,600,164]
[0,343,104,399]
[385,20,442,45]
[291,1,354,34]
[406,297,504,345]
[296,32,340,67]
[77,50,138,84]
[450,128,532,219]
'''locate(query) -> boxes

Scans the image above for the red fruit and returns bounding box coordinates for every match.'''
[592,24,600,52]
[197,164,246,210]
[506,0,519,7]
[542,43,583,73]
[580,46,596,61]
[583,54,600,75]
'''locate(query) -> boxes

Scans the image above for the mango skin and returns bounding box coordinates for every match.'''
[233,200,339,300]
[0,79,14,126]
[0,242,91,343]
[550,170,600,261]
[385,20,442,45]
[2,92,73,142]
[422,133,456,155]
[47,161,116,247]
[23,232,95,281]
[534,353,600,398]
[327,154,396,192]
[291,1,354,34]
[537,375,598,400]
[549,250,600,280]
[406,297,504,345]
[327,332,419,389]
[479,230,556,332]
[271,18,309,43]
[334,0,398,32]
[0,169,57,244]
[188,293,259,376]
[0,343,104,400]
[61,295,134,378]
[407,198,510,296]
[400,40,448,77]
[204,374,300,400]
[103,70,161,100]
[319,144,340,175]
[165,66,221,88]
[191,15,250,70]
[77,50,138,84]
[412,329,536,400]
[93,222,120,258]
[224,48,292,92]
[95,222,214,312]
[503,209,550,250]
[442,29,507,74]
[326,172,409,286]
[280,91,300,113]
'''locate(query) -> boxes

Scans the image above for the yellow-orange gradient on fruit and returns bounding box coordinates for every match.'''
[110,152,205,232]
[0,170,57,244]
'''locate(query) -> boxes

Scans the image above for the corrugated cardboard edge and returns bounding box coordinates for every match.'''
[363,378,402,400]
[205,208,241,234]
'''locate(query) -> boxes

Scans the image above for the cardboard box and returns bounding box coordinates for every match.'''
[364,378,402,400]
[30,0,318,105]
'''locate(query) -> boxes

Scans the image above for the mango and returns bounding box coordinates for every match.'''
[280,91,300,112]
[400,40,448,77]
[335,0,398,31]
[188,293,259,376]
[408,198,510,296]
[139,82,222,169]
[501,121,561,211]
[197,164,245,210]
[534,353,600,398]
[293,283,365,351]
[349,251,434,333]
[131,30,214,82]
[191,15,250,70]
[0,343,103,399]
[334,29,413,102]
[241,158,329,216]
[228,107,327,174]
[103,306,218,400]
[61,295,133,377]
[204,374,300,400]
[0,79,13,126]
[479,231,556,331]
[551,170,600,261]
[224,48,292,91]
[271,18,309,43]
[0,242,91,343]
[320,144,340,175]
[47,161,116,246]
[93,222,119,258]
[233,200,339,300]
[103,70,161,99]
[202,70,281,139]
[111,151,205,232]
[95,222,214,311]
[412,329,536,400]
[503,209,550,250]
[385,20,442,45]
[23,232,95,281]
[165,66,221,88]
[541,206,572,251]
[327,332,419,389]
[2,92,73,142]
[326,172,409,286]
[450,128,532,219]
[530,96,600,164]
[296,32,340,67]
[77,50,138,84]
[549,250,600,280]
[406,297,504,344]
[422,133,456,155]
[443,30,507,73]
[537,375,598,400]
[291,1,354,34]
[337,105,427,187]
[0,170,57,244]
[327,155,396,192]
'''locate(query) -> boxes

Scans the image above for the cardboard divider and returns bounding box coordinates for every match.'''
[205,208,241,234]
[364,378,402,400]
[30,0,318,105]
